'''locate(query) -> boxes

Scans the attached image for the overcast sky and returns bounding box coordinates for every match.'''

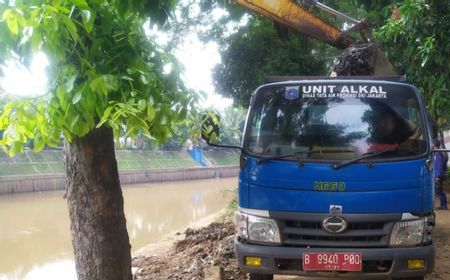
[0,52,49,97]
[173,33,232,109]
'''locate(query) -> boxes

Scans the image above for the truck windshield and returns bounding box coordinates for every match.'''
[244,82,427,161]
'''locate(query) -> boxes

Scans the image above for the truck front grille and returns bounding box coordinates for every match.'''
[271,212,398,248]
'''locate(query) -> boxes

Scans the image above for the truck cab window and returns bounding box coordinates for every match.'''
[244,83,427,161]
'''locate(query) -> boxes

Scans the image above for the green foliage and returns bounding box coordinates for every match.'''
[221,187,238,211]
[344,0,392,27]
[218,106,246,146]
[213,18,328,107]
[376,0,450,129]
[164,0,247,49]
[0,0,198,156]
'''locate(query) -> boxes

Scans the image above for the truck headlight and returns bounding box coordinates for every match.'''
[234,211,281,244]
[389,218,426,247]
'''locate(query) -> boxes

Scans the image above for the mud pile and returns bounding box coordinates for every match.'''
[133,220,246,280]
[332,43,395,76]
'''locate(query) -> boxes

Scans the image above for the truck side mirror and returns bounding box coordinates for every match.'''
[201,112,220,144]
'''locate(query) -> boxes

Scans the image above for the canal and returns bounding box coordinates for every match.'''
[0,177,237,280]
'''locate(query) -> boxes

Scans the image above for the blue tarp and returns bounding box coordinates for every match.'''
[188,147,207,166]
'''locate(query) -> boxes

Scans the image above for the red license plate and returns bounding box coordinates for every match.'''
[303,252,362,271]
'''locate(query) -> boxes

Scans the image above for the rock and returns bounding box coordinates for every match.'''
[131,267,139,276]
[205,266,224,280]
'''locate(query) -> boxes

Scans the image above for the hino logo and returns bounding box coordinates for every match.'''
[322,216,348,233]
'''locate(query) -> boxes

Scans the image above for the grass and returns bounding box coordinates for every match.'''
[203,149,240,166]
[0,150,63,176]
[221,187,238,211]
[0,148,239,176]
[116,150,197,170]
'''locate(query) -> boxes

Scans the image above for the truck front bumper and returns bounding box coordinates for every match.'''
[235,239,435,278]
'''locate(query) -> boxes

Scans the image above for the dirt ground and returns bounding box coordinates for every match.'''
[133,205,450,280]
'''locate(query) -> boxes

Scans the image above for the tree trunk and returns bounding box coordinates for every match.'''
[64,126,132,280]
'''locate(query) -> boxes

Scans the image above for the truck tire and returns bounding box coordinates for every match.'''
[248,273,274,280]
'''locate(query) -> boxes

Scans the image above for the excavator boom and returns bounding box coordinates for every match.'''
[235,0,354,49]
[235,0,396,75]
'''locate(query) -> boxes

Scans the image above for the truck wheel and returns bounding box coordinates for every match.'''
[248,273,274,280]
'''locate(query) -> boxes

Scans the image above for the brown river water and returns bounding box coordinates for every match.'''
[0,177,238,280]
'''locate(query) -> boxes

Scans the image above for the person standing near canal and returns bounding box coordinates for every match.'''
[434,139,448,210]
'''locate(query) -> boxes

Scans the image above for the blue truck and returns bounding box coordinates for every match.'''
[203,77,436,279]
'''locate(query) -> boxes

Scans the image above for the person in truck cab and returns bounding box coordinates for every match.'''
[369,112,398,152]
[366,103,419,153]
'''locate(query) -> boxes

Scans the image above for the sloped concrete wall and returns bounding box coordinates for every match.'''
[0,166,239,195]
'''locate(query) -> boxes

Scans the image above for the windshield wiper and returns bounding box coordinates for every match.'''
[256,151,308,164]
[256,149,355,164]
[333,148,398,170]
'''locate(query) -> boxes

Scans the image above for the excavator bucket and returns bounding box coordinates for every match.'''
[370,46,396,76]
[332,43,396,76]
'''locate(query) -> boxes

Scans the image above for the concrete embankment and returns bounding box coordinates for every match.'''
[0,166,239,195]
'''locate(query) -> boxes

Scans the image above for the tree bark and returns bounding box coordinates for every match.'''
[64,126,132,280]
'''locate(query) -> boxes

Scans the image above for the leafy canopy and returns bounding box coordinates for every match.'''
[0,0,197,155]
[163,0,247,50]
[213,17,328,107]
[218,105,246,146]
[376,0,450,129]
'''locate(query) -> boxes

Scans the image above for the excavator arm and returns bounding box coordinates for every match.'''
[235,0,355,49]
[235,0,395,76]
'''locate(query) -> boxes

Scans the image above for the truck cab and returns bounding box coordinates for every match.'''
[206,77,436,279]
